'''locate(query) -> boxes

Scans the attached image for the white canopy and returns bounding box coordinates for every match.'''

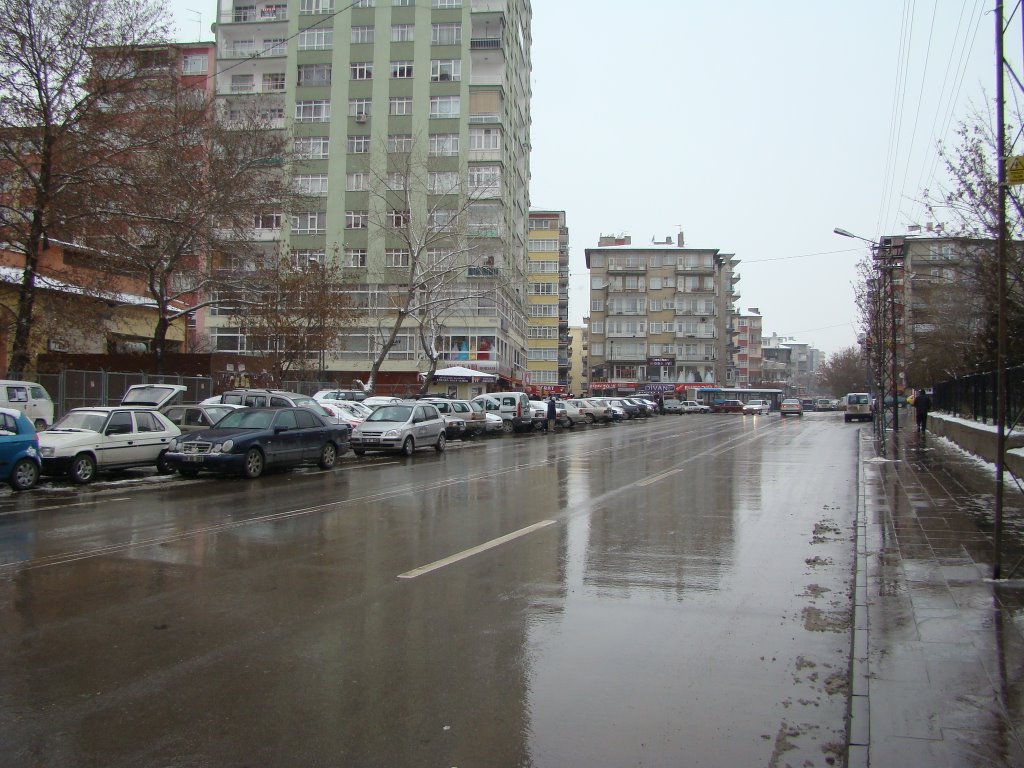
[425,366,497,380]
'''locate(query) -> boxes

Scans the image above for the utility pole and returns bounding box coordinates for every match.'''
[994,0,1007,579]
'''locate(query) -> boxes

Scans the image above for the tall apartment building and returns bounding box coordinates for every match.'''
[734,308,763,386]
[210,0,532,390]
[526,210,568,395]
[568,324,588,395]
[584,234,738,395]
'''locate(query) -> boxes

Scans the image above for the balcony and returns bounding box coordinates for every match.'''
[220,5,287,23]
[470,38,502,50]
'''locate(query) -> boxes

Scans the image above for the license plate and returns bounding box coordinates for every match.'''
[362,438,379,444]
[184,455,204,463]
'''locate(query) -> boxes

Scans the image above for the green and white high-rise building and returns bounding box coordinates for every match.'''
[210,0,532,390]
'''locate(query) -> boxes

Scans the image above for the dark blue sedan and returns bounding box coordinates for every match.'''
[163,407,350,479]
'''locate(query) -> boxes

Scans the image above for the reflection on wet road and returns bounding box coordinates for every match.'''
[0,413,858,767]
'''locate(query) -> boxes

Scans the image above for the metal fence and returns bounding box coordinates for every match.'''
[36,370,215,420]
[932,364,1024,429]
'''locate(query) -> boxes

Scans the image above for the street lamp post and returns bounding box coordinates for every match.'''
[834,228,904,442]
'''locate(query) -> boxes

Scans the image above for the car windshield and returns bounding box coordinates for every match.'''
[52,410,107,432]
[850,394,870,404]
[368,405,413,423]
[214,410,275,430]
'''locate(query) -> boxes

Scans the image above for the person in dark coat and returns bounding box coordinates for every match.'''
[913,389,932,432]
[546,396,558,433]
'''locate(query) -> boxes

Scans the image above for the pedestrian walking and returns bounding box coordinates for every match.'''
[913,388,931,433]
[546,396,558,433]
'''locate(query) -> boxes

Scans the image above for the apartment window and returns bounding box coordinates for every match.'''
[299,0,334,13]
[181,54,207,75]
[431,22,461,45]
[429,210,456,230]
[263,72,286,91]
[385,172,406,190]
[351,25,374,44]
[262,38,286,55]
[530,305,558,317]
[385,249,411,268]
[391,61,414,79]
[254,212,282,230]
[298,28,333,50]
[591,299,605,312]
[432,3,462,14]
[468,165,500,193]
[429,95,460,118]
[295,100,331,122]
[353,0,374,6]
[529,218,556,231]
[348,97,371,116]
[429,133,459,156]
[388,210,411,227]
[374,135,409,156]
[529,260,559,274]
[230,74,254,93]
[294,174,328,196]
[469,127,500,150]
[292,212,326,234]
[529,283,557,295]
[292,249,325,267]
[391,24,414,42]
[430,59,461,82]
[297,63,331,86]
[428,171,459,193]
[388,96,412,115]
[591,321,604,335]
[233,4,255,21]
[528,238,558,252]
[345,210,369,228]
[393,0,412,5]
[345,248,367,267]
[350,61,373,80]
[347,135,371,153]
[294,136,329,159]
[346,172,369,191]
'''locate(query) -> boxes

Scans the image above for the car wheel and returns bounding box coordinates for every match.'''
[70,453,96,484]
[243,448,264,479]
[402,436,415,456]
[178,467,201,478]
[156,450,175,475]
[435,432,446,453]
[586,413,596,424]
[10,458,39,491]
[318,442,337,469]
[33,418,47,431]
[501,420,514,434]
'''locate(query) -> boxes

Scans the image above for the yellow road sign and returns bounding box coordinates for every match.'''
[1009,155,1024,185]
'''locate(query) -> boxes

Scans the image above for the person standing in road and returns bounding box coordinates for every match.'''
[546,396,558,433]
[914,389,932,433]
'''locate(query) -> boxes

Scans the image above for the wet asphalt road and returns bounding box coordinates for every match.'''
[0,411,860,767]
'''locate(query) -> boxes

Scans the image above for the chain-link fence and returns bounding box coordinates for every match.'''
[932,364,1024,429]
[35,371,214,420]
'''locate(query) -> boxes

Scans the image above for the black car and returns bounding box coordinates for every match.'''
[164,407,350,479]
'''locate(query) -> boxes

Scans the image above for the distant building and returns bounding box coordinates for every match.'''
[527,211,569,395]
[734,309,763,386]
[568,324,588,395]
[584,232,738,395]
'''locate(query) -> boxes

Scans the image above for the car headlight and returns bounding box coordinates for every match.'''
[212,439,233,453]
[384,429,400,438]
[168,438,179,451]
[41,446,55,458]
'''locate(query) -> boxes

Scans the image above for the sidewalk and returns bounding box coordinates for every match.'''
[849,426,1024,767]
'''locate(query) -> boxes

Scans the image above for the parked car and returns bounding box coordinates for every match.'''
[213,388,341,425]
[555,400,588,427]
[38,384,185,483]
[328,401,373,429]
[313,389,367,402]
[844,392,872,423]
[662,398,684,414]
[602,397,641,419]
[780,398,803,417]
[0,407,42,491]
[165,407,349,479]
[471,392,533,433]
[0,380,54,430]
[567,398,614,423]
[680,400,711,414]
[350,402,447,455]
[528,400,552,429]
[361,396,403,408]
[623,397,653,417]
[742,399,771,415]
[800,398,816,412]
[420,398,469,439]
[161,403,242,433]
[712,399,745,414]
[816,398,833,412]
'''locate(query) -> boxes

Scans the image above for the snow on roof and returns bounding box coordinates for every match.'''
[0,266,160,308]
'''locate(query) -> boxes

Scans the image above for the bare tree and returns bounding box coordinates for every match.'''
[359,139,513,392]
[0,0,170,376]
[236,255,357,385]
[815,346,866,397]
[83,79,297,372]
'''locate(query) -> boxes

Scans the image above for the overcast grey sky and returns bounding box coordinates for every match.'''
[167,0,1003,355]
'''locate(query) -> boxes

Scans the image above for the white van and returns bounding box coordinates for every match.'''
[472,392,532,433]
[0,380,54,430]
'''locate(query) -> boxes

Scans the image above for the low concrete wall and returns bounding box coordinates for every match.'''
[929,413,1024,477]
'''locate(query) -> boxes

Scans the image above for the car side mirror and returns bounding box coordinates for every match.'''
[274,425,289,433]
